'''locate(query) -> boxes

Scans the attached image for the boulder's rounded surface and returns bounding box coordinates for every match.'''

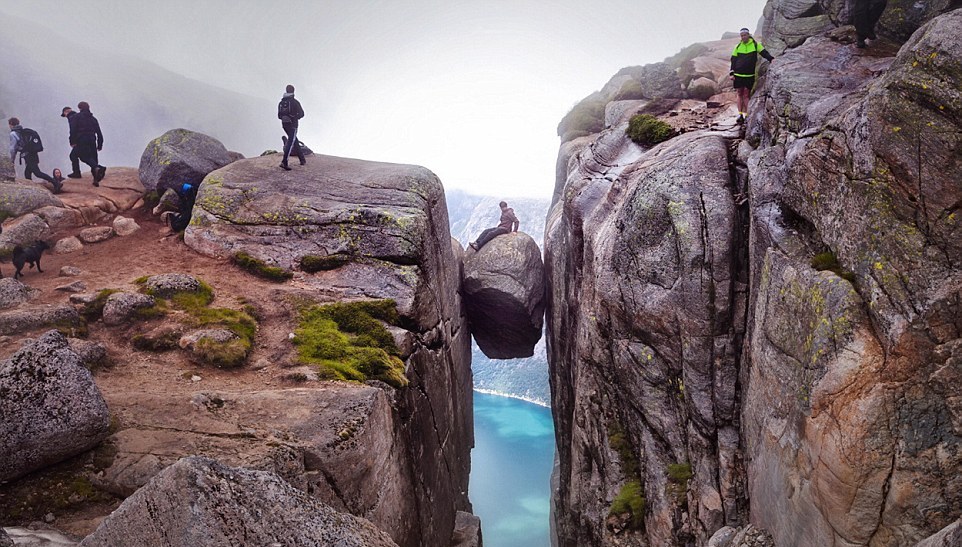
[462,232,544,359]
[59,266,82,276]
[112,216,140,237]
[34,205,84,231]
[687,76,719,100]
[78,226,114,244]
[139,129,234,194]
[54,281,87,293]
[0,278,29,309]
[67,338,108,369]
[0,182,60,218]
[0,213,49,249]
[102,292,156,326]
[53,236,83,255]
[0,331,110,482]
[141,273,203,298]
[0,304,83,336]
[78,457,399,547]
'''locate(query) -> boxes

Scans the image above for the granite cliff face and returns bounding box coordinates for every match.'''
[548,5,962,546]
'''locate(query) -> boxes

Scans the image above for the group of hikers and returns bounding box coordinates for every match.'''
[6,101,107,194]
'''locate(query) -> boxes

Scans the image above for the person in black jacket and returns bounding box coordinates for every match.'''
[853,0,888,48]
[69,101,107,186]
[61,106,83,179]
[730,28,774,124]
[278,84,305,171]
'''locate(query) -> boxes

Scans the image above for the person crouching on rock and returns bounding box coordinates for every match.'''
[730,27,774,124]
[470,201,519,251]
[278,84,306,171]
[162,182,199,232]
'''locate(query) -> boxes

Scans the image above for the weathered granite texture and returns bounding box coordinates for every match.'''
[138,129,235,194]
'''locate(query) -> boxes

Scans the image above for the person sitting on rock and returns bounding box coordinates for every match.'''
[470,201,519,251]
[730,27,774,124]
[853,0,888,48]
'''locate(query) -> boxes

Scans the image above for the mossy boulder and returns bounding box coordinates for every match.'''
[138,129,235,194]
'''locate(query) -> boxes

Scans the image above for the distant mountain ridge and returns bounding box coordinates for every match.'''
[0,10,276,174]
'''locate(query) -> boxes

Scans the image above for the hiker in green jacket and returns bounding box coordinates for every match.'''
[730,28,774,124]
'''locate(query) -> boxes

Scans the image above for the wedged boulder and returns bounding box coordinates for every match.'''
[0,331,110,482]
[79,456,398,547]
[138,129,235,194]
[0,278,29,309]
[462,232,544,359]
[102,292,156,326]
[0,181,60,218]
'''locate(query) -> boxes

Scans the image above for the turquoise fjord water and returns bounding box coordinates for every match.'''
[470,391,555,547]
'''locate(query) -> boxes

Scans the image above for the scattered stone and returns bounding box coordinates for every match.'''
[251,358,270,370]
[43,513,55,523]
[0,331,110,482]
[58,266,82,276]
[112,216,140,237]
[0,278,30,309]
[180,328,237,348]
[69,293,99,305]
[191,375,202,383]
[0,213,50,249]
[282,366,319,383]
[53,236,83,255]
[0,304,83,337]
[68,338,108,369]
[102,292,156,326]
[141,273,203,298]
[78,457,399,547]
[78,226,114,244]
[55,281,87,293]
[34,205,84,231]
[708,526,738,547]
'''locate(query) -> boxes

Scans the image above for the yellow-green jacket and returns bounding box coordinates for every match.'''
[730,38,774,78]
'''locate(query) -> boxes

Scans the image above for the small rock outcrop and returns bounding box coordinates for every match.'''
[140,273,203,298]
[0,183,59,218]
[0,331,110,482]
[462,232,545,358]
[138,129,236,194]
[79,456,398,547]
[102,292,156,326]
[0,304,83,337]
[0,278,29,309]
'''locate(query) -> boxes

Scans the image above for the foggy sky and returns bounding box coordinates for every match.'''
[4,0,767,198]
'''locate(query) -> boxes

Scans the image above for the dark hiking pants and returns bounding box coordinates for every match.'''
[23,153,56,184]
[475,227,509,249]
[282,123,305,166]
[854,0,888,39]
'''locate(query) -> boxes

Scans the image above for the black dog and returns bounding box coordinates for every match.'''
[12,241,50,279]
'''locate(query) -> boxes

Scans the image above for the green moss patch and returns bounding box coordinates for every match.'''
[231,251,293,282]
[81,289,121,321]
[626,114,674,146]
[667,462,693,505]
[811,251,857,283]
[610,480,646,530]
[293,300,408,388]
[301,254,351,273]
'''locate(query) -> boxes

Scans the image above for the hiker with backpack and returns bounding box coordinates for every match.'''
[278,84,306,171]
[7,117,63,193]
[69,101,107,186]
[161,181,199,232]
[730,27,774,124]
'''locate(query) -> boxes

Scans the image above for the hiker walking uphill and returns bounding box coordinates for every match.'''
[470,201,520,251]
[278,84,305,171]
[8,117,62,193]
[730,27,774,124]
[69,101,107,186]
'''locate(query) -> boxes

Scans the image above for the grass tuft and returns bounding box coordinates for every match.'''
[626,114,674,146]
[811,251,857,283]
[610,480,646,530]
[231,252,293,282]
[293,300,407,388]
[300,254,351,273]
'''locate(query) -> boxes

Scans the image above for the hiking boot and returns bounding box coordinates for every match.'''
[856,38,867,49]
[94,166,107,182]
[67,172,82,179]
[279,163,292,171]
[469,242,479,251]
[736,114,745,125]
[299,159,307,166]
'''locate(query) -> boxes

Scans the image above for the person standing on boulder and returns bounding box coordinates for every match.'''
[7,117,62,193]
[60,106,83,179]
[470,201,519,251]
[730,28,774,124]
[69,101,107,186]
[853,0,888,48]
[278,84,305,171]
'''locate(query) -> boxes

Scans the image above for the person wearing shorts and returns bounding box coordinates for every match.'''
[730,28,774,124]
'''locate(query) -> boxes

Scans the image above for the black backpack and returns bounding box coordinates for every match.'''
[17,128,43,153]
[278,98,292,119]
